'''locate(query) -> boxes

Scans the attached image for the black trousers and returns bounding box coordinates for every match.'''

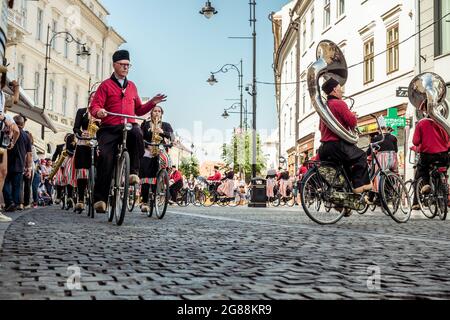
[169,180,183,202]
[413,152,449,205]
[94,124,144,203]
[319,140,370,189]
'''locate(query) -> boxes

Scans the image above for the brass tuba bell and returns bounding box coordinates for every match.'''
[408,72,450,135]
[307,40,358,144]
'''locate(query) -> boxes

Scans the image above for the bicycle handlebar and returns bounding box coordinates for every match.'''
[105,111,150,122]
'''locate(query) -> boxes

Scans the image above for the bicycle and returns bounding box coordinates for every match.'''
[75,134,98,218]
[300,119,411,225]
[142,141,172,220]
[200,179,240,207]
[414,158,448,221]
[177,186,205,207]
[104,111,147,226]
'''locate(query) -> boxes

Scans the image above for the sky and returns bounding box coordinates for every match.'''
[101,0,289,161]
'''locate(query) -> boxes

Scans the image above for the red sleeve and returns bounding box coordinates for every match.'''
[133,84,156,116]
[89,82,107,118]
[412,122,422,147]
[337,101,357,129]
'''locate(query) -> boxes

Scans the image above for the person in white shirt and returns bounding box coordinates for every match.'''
[0,84,21,222]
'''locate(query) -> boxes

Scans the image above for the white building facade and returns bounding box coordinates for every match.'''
[274,0,418,179]
[6,0,125,155]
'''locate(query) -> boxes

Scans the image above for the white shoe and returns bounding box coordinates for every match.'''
[0,213,12,222]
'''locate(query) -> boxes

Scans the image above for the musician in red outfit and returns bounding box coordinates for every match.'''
[89,50,167,213]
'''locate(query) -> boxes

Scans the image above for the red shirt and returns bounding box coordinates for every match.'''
[320,97,357,142]
[90,77,156,126]
[208,171,222,181]
[170,170,182,183]
[298,165,308,177]
[413,118,449,154]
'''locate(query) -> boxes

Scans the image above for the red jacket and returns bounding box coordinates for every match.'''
[90,76,156,126]
[413,118,449,154]
[320,96,357,142]
[170,170,182,183]
[208,171,222,181]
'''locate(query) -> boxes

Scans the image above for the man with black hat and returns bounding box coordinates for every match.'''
[90,49,167,213]
[318,78,371,195]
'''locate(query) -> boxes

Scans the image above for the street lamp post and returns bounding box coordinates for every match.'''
[41,24,90,140]
[207,60,244,130]
[250,1,257,180]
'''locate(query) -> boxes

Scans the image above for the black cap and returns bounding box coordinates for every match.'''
[112,50,130,63]
[321,78,340,95]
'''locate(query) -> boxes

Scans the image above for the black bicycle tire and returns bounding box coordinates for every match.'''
[127,184,137,212]
[202,191,215,207]
[115,151,130,226]
[155,169,169,219]
[436,175,448,221]
[88,165,95,219]
[300,171,344,225]
[415,177,437,219]
[177,189,189,207]
[379,171,411,223]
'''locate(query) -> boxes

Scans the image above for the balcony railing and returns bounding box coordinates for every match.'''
[7,8,26,31]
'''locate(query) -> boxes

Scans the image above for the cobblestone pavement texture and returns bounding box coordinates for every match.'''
[0,204,450,300]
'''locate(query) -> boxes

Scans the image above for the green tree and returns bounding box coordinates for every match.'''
[179,156,200,177]
[222,131,266,182]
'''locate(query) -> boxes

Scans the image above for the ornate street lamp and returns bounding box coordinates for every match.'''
[199,1,218,19]
[221,110,230,119]
[206,74,218,86]
[207,61,244,129]
[41,24,91,139]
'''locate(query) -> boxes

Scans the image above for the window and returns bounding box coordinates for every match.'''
[17,63,24,87]
[364,38,374,84]
[34,72,40,105]
[49,80,54,111]
[74,91,79,109]
[337,0,345,18]
[36,8,43,41]
[64,34,69,58]
[386,24,399,74]
[302,83,306,114]
[86,53,91,73]
[310,7,315,43]
[76,41,81,66]
[96,54,100,79]
[62,86,67,116]
[52,19,57,50]
[323,0,331,29]
[436,0,450,55]
[302,18,307,52]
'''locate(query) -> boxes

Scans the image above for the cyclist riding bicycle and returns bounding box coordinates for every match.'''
[318,78,372,194]
[139,105,173,213]
[411,101,450,210]
[89,49,167,213]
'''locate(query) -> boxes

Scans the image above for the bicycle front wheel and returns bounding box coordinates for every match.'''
[127,184,137,212]
[155,170,169,219]
[87,166,96,218]
[379,171,411,223]
[436,175,448,221]
[177,189,189,207]
[416,177,438,219]
[114,152,130,226]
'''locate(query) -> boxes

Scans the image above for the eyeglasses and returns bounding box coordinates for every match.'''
[115,63,132,69]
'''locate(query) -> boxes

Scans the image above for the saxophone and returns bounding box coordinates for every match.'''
[149,116,162,157]
[86,110,99,138]
[48,150,68,181]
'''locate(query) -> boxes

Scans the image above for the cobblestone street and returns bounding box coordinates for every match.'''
[1,205,450,300]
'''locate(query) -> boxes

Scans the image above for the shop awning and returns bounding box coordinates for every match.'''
[3,84,58,133]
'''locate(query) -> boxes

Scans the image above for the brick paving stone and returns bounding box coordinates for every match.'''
[1,205,450,300]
